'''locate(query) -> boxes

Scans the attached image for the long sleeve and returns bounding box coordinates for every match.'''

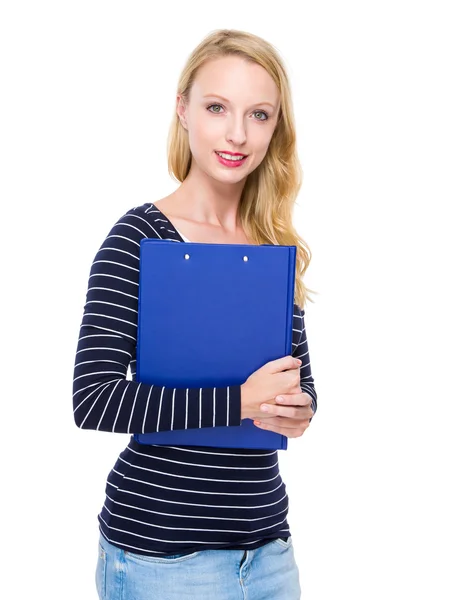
[292,308,318,417]
[72,207,242,433]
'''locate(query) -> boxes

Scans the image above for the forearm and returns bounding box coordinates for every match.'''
[73,326,242,433]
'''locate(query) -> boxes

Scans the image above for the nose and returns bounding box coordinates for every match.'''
[225,113,247,147]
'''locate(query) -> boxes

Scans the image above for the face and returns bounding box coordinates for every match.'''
[177,55,280,183]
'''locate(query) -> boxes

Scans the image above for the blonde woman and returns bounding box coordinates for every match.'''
[73,28,318,600]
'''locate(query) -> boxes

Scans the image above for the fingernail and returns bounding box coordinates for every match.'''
[295,359,301,365]
[254,420,261,426]
[276,396,285,403]
[260,404,270,412]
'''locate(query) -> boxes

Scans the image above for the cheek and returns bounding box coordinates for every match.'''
[252,137,273,163]
[188,118,219,154]
[251,124,275,151]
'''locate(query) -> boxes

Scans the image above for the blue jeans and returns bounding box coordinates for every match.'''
[96,532,301,599]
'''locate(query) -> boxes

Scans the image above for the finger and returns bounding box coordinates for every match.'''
[260,398,313,420]
[275,392,310,406]
[253,419,309,438]
[268,356,302,374]
[260,405,313,420]
[255,416,304,428]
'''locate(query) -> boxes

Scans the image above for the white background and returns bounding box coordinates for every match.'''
[1,1,466,598]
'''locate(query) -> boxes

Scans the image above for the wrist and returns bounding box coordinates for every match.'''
[240,384,253,420]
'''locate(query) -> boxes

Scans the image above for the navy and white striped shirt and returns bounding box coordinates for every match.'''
[72,202,317,557]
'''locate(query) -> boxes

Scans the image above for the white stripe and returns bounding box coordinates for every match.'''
[86,286,138,300]
[118,457,280,483]
[98,525,284,555]
[113,381,131,432]
[156,387,165,431]
[88,272,139,287]
[84,312,136,328]
[113,222,148,238]
[73,378,117,407]
[127,446,279,470]
[131,444,277,458]
[170,388,175,430]
[121,474,284,496]
[73,370,123,385]
[105,493,287,522]
[198,389,202,427]
[76,346,131,357]
[78,332,122,341]
[79,322,136,341]
[74,359,127,369]
[128,213,162,237]
[102,503,288,535]
[80,381,115,428]
[142,386,152,434]
[106,234,141,248]
[92,259,139,273]
[97,380,120,431]
[114,484,288,510]
[97,246,140,261]
[84,300,138,314]
[213,388,216,427]
[127,382,141,433]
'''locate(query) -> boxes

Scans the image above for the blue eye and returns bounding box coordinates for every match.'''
[206,104,269,121]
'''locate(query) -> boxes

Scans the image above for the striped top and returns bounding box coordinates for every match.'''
[72,201,317,557]
[178,231,191,243]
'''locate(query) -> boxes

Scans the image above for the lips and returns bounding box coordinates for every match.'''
[215,151,248,158]
[215,151,248,167]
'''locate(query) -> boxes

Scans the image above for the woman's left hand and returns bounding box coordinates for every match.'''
[253,392,314,438]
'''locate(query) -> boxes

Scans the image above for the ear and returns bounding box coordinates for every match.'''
[176,94,188,129]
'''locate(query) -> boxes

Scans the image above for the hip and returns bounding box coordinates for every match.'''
[95,531,301,600]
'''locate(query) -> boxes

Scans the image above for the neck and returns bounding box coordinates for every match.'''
[169,163,247,232]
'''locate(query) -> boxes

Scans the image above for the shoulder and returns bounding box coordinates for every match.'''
[113,202,161,236]
[102,202,179,243]
[293,303,305,318]
[89,203,174,283]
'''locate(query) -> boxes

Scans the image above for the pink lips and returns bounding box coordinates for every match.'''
[216,150,247,156]
[215,151,248,168]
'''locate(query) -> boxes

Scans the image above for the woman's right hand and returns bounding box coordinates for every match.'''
[240,355,302,421]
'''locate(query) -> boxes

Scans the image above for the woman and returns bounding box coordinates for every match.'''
[73,28,318,600]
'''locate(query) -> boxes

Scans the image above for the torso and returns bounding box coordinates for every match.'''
[153,198,255,245]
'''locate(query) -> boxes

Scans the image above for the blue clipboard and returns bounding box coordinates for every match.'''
[133,239,297,450]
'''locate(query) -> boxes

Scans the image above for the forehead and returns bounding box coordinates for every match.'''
[191,56,280,105]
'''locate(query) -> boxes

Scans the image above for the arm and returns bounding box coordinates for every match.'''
[292,308,318,419]
[251,307,317,436]
[72,207,242,434]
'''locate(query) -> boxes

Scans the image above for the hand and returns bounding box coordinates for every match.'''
[240,355,304,421]
[253,392,314,438]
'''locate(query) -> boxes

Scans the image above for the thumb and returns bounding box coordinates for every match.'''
[267,355,301,374]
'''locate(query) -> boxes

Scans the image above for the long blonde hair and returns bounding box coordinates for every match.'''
[167,29,317,309]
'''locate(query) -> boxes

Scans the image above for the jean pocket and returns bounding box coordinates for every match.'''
[272,536,293,549]
[95,542,107,598]
[124,549,200,564]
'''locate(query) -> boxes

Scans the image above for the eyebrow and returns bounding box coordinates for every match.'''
[202,94,276,110]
